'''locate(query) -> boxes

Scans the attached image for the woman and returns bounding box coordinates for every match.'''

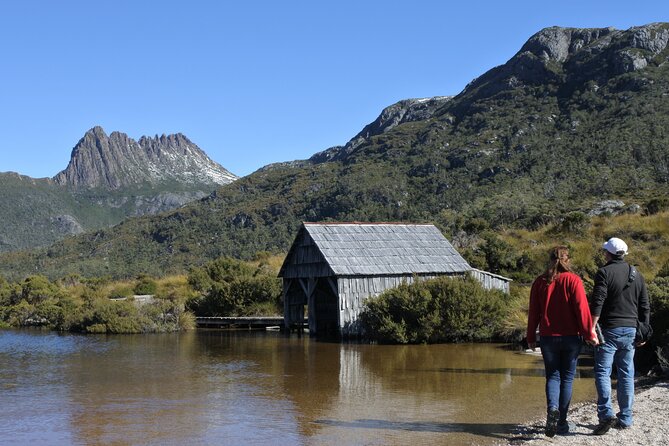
[526,246,596,437]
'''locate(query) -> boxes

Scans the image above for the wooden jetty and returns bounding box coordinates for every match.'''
[196,316,307,331]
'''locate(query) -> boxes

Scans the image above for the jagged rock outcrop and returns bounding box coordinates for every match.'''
[309,96,452,163]
[53,127,237,190]
[347,96,452,148]
[461,23,669,100]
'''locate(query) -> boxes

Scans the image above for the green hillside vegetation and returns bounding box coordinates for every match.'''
[2,26,669,279]
[0,172,220,253]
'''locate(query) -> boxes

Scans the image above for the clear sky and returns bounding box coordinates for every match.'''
[1,1,668,178]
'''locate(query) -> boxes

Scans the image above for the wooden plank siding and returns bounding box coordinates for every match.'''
[468,269,511,294]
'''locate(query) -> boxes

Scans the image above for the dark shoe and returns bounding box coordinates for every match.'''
[545,408,560,437]
[557,420,574,435]
[593,417,617,435]
[613,418,631,430]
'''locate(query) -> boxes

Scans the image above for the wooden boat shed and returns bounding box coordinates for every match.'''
[278,222,511,337]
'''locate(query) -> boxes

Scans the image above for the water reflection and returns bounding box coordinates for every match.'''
[0,330,596,446]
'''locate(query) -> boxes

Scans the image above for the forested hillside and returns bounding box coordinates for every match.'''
[2,23,669,280]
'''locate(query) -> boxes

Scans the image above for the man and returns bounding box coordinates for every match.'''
[589,237,650,435]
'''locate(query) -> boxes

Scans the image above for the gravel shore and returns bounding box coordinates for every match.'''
[502,380,669,446]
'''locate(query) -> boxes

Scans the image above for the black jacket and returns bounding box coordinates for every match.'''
[590,258,650,329]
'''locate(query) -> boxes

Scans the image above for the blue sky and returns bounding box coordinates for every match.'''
[1,1,667,178]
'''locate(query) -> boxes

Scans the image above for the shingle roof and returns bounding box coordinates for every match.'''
[301,223,471,276]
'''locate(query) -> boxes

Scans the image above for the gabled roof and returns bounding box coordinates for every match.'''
[280,222,472,277]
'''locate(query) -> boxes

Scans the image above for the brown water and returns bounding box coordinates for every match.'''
[0,329,596,445]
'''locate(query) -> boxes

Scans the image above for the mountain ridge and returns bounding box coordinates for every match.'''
[2,22,669,279]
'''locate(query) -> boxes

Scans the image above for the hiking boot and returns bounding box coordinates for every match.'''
[557,420,575,435]
[593,417,617,435]
[545,408,560,437]
[613,418,630,430]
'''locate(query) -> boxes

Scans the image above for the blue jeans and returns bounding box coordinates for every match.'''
[594,326,636,427]
[540,335,582,422]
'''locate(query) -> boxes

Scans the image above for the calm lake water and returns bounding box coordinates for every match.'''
[0,329,596,446]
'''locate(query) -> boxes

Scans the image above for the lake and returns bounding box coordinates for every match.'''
[0,329,596,445]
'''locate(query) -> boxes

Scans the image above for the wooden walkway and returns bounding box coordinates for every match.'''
[196,316,307,330]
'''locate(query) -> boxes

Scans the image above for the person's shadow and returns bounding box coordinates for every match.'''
[315,418,519,440]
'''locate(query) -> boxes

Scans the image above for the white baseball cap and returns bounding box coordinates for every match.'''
[603,237,628,256]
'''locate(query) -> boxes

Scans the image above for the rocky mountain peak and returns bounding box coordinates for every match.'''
[517,23,669,68]
[519,26,614,63]
[53,127,237,190]
[459,23,669,104]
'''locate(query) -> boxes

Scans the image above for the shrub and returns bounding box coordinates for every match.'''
[646,198,669,215]
[428,276,507,342]
[359,275,510,344]
[558,211,590,235]
[178,311,197,330]
[133,275,157,295]
[657,260,669,278]
[481,232,517,275]
[6,300,36,326]
[186,257,282,317]
[359,281,439,344]
[108,284,133,299]
[187,267,213,293]
[648,277,669,346]
[85,298,144,334]
[21,275,60,304]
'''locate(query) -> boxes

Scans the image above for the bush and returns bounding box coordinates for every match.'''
[557,211,590,235]
[108,284,134,299]
[85,298,145,333]
[646,197,669,215]
[657,260,669,278]
[133,275,157,295]
[481,232,517,275]
[648,277,669,346]
[186,257,282,317]
[359,276,510,344]
[21,275,60,304]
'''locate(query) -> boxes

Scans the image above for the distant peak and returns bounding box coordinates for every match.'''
[86,125,107,138]
[53,127,237,189]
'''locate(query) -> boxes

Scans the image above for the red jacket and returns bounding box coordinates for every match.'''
[526,271,595,344]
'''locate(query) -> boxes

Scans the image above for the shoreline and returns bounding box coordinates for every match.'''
[500,379,669,446]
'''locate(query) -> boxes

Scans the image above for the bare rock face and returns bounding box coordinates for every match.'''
[309,96,452,163]
[50,214,84,235]
[518,26,614,63]
[518,23,669,71]
[347,96,452,150]
[53,127,237,190]
[463,23,669,98]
